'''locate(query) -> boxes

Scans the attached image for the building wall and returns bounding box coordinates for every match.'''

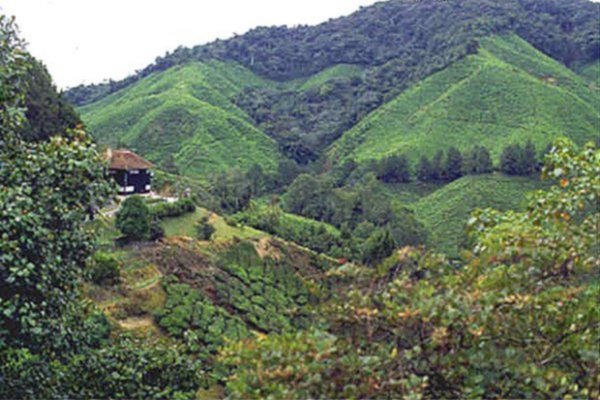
[109,169,152,194]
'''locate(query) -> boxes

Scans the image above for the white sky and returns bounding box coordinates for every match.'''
[2,0,380,89]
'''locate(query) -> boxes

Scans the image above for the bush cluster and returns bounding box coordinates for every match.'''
[89,251,120,285]
[150,198,196,219]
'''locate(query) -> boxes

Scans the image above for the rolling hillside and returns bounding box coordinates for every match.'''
[80,61,283,176]
[328,35,599,166]
[413,173,546,256]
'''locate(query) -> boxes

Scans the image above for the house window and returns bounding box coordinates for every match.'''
[129,170,139,174]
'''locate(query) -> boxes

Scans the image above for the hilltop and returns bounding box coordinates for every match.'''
[80,61,282,176]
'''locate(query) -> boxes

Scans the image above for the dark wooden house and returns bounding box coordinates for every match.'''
[107,149,154,195]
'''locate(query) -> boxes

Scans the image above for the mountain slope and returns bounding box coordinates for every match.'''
[328,35,599,165]
[66,0,599,159]
[80,61,282,176]
[414,174,546,256]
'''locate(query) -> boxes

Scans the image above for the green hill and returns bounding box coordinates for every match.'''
[413,173,546,257]
[79,61,282,176]
[328,35,600,165]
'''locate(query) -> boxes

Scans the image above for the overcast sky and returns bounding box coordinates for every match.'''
[2,0,380,89]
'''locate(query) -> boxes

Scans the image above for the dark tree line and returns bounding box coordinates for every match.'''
[416,146,492,183]
[500,140,541,176]
[371,141,541,185]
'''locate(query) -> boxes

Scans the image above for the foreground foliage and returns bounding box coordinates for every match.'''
[0,17,201,398]
[221,140,599,399]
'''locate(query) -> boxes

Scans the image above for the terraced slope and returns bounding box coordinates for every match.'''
[329,35,600,165]
[80,61,282,176]
[414,174,546,257]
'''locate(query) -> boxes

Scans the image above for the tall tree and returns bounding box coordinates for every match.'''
[361,228,396,266]
[500,144,523,175]
[476,146,493,174]
[417,155,433,182]
[431,150,444,181]
[376,154,411,183]
[20,57,81,141]
[444,146,464,181]
[523,140,538,175]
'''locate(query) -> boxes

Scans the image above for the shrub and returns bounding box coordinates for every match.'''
[150,198,196,219]
[89,252,120,285]
[150,219,165,241]
[115,196,151,241]
[196,216,215,241]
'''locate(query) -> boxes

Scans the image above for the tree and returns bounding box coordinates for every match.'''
[277,159,301,187]
[417,154,433,181]
[246,163,265,196]
[465,146,493,175]
[284,173,333,220]
[361,228,396,266]
[476,146,493,173]
[376,154,411,183]
[0,17,114,352]
[20,57,81,141]
[431,150,444,181]
[500,143,523,175]
[196,215,215,240]
[522,139,538,175]
[444,146,464,181]
[211,169,252,213]
[115,196,151,241]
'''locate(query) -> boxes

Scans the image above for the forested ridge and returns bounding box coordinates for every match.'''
[66,0,599,106]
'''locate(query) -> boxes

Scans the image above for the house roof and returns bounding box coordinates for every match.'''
[107,149,154,170]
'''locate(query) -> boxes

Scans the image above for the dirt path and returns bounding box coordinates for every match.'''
[255,237,281,260]
[117,316,155,330]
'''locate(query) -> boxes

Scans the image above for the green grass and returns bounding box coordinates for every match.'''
[328,35,599,166]
[209,213,266,241]
[413,174,547,257]
[161,208,208,237]
[80,61,282,176]
[161,207,265,240]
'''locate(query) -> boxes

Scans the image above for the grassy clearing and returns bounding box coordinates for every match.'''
[160,207,265,240]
